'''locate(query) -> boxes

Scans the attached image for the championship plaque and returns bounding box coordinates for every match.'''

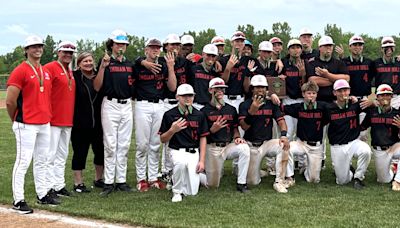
[267,77,286,98]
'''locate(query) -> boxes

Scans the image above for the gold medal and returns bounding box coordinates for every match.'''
[40,86,44,92]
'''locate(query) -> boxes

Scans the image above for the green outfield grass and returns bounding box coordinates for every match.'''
[0,109,399,227]
[0,90,6,99]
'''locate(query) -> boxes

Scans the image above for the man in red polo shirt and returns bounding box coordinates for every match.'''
[44,41,76,198]
[7,35,59,214]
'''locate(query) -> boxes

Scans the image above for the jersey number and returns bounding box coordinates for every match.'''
[264,118,270,127]
[156,81,163,90]
[349,119,357,129]
[393,75,398,84]
[363,73,368,83]
[316,121,321,131]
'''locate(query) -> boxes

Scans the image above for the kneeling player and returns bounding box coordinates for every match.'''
[159,84,209,202]
[239,75,292,193]
[361,84,400,191]
[201,78,251,193]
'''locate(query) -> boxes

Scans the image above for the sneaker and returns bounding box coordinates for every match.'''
[37,194,61,205]
[74,183,91,193]
[100,184,114,197]
[260,170,269,178]
[48,188,60,200]
[273,182,288,193]
[115,183,133,192]
[12,200,33,214]
[93,179,105,188]
[56,187,71,197]
[149,179,166,190]
[268,167,276,176]
[137,180,150,192]
[354,178,365,190]
[171,193,182,202]
[236,183,250,193]
[283,177,296,188]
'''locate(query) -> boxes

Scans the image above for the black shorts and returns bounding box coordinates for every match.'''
[71,126,104,170]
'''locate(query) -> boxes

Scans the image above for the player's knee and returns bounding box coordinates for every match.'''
[239,144,250,157]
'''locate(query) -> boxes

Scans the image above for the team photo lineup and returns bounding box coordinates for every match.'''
[6,27,400,214]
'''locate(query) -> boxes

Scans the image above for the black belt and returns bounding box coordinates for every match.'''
[107,96,128,104]
[213,142,227,147]
[250,141,263,147]
[137,98,160,103]
[306,141,322,146]
[228,95,240,100]
[169,146,198,153]
[168,99,178,104]
[373,145,390,150]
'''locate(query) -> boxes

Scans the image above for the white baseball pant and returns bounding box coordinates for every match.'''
[206,143,250,187]
[192,103,205,111]
[282,98,303,141]
[247,139,294,185]
[223,95,244,113]
[330,139,371,185]
[47,126,71,191]
[101,97,133,185]
[12,122,50,202]
[373,143,400,183]
[391,95,400,109]
[135,100,164,182]
[289,140,323,183]
[170,148,200,196]
[161,100,177,174]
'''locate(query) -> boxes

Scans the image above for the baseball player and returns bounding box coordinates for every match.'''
[270,37,283,61]
[299,28,319,60]
[7,35,58,213]
[201,78,251,192]
[44,41,77,198]
[159,84,209,202]
[284,81,328,183]
[239,75,292,193]
[93,29,135,196]
[243,40,254,57]
[326,79,371,189]
[360,84,400,191]
[372,36,400,109]
[211,36,227,58]
[134,38,176,192]
[180,34,202,63]
[190,44,220,110]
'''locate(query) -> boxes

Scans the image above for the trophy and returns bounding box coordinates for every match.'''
[267,77,286,98]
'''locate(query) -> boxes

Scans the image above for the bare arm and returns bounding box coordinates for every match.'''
[93,52,110,92]
[308,76,333,87]
[165,52,177,92]
[6,86,20,121]
[196,136,207,173]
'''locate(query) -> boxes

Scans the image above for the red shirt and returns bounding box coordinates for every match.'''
[44,61,76,126]
[7,61,52,124]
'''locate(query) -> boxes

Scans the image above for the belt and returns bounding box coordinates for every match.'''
[373,146,390,151]
[228,95,241,100]
[168,99,178,104]
[107,96,128,104]
[250,141,263,147]
[137,98,160,103]
[170,147,198,153]
[212,142,227,147]
[306,141,322,146]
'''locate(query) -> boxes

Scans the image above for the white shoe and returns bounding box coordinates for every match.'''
[260,170,269,178]
[171,193,182,202]
[273,182,288,193]
[283,178,296,188]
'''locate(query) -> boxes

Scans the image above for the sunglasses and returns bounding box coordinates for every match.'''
[60,44,76,50]
[115,35,128,41]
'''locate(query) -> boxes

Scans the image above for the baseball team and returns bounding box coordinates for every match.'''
[6,27,400,214]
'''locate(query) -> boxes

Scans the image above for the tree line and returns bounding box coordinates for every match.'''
[0,22,399,74]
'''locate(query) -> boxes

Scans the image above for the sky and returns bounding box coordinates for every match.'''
[0,0,399,55]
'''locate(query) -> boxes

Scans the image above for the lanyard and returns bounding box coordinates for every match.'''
[26,60,44,92]
[57,61,72,91]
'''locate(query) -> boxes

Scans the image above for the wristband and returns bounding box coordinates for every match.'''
[280,130,287,137]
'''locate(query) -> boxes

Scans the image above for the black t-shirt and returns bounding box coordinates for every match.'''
[253,59,279,77]
[134,59,169,100]
[326,102,362,145]
[188,64,220,104]
[220,55,252,95]
[97,57,135,99]
[160,56,194,99]
[159,106,209,149]
[239,99,284,142]
[282,58,308,99]
[306,57,348,102]
[361,107,400,147]
[343,56,373,97]
[283,101,328,142]
[372,58,400,94]
[201,103,239,143]
[301,49,319,61]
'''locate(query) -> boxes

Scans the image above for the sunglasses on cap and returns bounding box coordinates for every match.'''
[213,39,225,44]
[353,37,363,42]
[60,44,76,50]
[115,35,128,41]
[380,87,393,92]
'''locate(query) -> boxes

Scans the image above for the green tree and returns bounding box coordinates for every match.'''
[41,35,56,64]
[76,39,96,53]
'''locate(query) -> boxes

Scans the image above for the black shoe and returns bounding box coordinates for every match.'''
[321,159,326,170]
[48,188,60,200]
[350,165,355,174]
[236,183,250,193]
[100,184,114,197]
[93,179,105,188]
[354,178,365,190]
[74,183,91,193]
[115,183,133,192]
[12,200,33,214]
[56,187,71,197]
[37,194,61,205]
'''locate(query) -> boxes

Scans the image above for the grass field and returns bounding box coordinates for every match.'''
[0,108,400,227]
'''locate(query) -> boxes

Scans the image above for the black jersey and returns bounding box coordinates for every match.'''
[343,56,373,97]
[201,103,239,143]
[372,58,400,94]
[134,60,169,100]
[239,99,284,142]
[98,57,135,99]
[361,107,400,147]
[306,57,349,102]
[283,101,328,142]
[282,58,307,99]
[161,56,194,99]
[220,55,251,96]
[254,59,279,77]
[301,49,319,61]
[326,101,362,145]
[188,64,220,104]
[159,106,209,149]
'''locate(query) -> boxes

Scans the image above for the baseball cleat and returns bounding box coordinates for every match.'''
[236,183,250,193]
[100,184,114,197]
[273,182,288,193]
[93,179,105,188]
[353,178,365,190]
[171,193,182,202]
[56,187,71,197]
[74,183,91,193]
[12,200,33,214]
[115,183,133,192]
[283,177,296,189]
[392,181,400,191]
[149,179,166,190]
[137,180,150,192]
[48,189,60,200]
[37,194,61,206]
